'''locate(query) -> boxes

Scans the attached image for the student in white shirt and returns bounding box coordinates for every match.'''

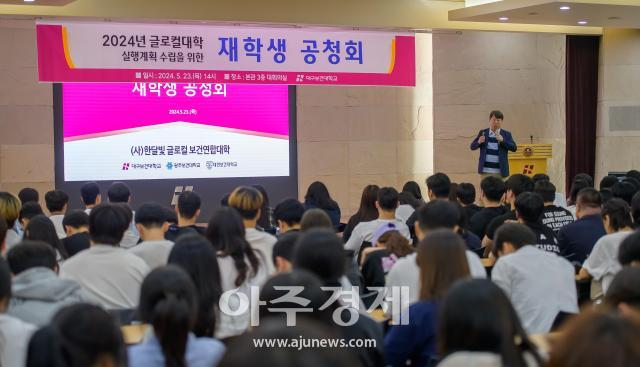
[345,187,411,254]
[492,223,578,334]
[107,182,139,249]
[0,257,36,367]
[206,207,269,339]
[385,200,486,310]
[60,204,150,309]
[80,181,102,215]
[129,203,174,269]
[45,190,69,239]
[579,198,634,299]
[228,186,277,274]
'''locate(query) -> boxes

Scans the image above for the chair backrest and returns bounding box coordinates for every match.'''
[108,308,139,326]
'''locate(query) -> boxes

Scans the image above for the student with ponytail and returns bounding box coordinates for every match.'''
[206,207,269,339]
[128,266,225,367]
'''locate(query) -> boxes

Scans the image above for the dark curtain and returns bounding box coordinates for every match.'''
[565,36,600,191]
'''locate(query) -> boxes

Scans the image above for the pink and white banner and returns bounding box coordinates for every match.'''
[37,20,415,86]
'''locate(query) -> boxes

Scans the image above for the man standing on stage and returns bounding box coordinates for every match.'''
[470,110,517,178]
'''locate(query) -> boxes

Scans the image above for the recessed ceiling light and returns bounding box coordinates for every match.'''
[560,6,571,11]
[23,0,36,2]
[578,20,588,25]
[499,17,509,21]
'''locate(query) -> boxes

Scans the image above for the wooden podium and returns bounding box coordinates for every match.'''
[508,144,552,176]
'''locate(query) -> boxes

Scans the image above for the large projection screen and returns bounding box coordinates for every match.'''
[54,83,298,219]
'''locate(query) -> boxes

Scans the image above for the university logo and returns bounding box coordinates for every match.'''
[122,163,130,171]
[523,164,534,175]
[206,161,215,170]
[166,162,174,170]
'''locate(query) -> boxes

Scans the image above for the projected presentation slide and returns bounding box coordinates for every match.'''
[61,83,290,181]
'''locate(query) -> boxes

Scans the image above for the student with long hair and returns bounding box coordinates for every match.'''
[384,230,471,367]
[343,185,379,242]
[168,234,222,338]
[252,184,276,234]
[303,181,341,228]
[438,279,542,367]
[205,207,269,339]
[24,214,69,261]
[128,266,225,367]
[228,186,277,273]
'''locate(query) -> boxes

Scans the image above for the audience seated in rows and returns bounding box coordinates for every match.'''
[580,198,634,299]
[129,203,174,269]
[59,204,150,309]
[492,223,578,333]
[3,167,640,367]
[61,209,90,257]
[6,241,90,326]
[482,174,534,250]
[386,200,486,308]
[165,191,205,242]
[44,190,69,239]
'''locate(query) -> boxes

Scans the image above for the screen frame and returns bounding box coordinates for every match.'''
[53,83,298,219]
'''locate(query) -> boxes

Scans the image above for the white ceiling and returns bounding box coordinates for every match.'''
[450,0,640,28]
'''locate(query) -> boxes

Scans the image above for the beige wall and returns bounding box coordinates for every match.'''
[0,19,54,198]
[0,19,570,221]
[595,29,640,183]
[432,30,567,192]
[296,33,434,217]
